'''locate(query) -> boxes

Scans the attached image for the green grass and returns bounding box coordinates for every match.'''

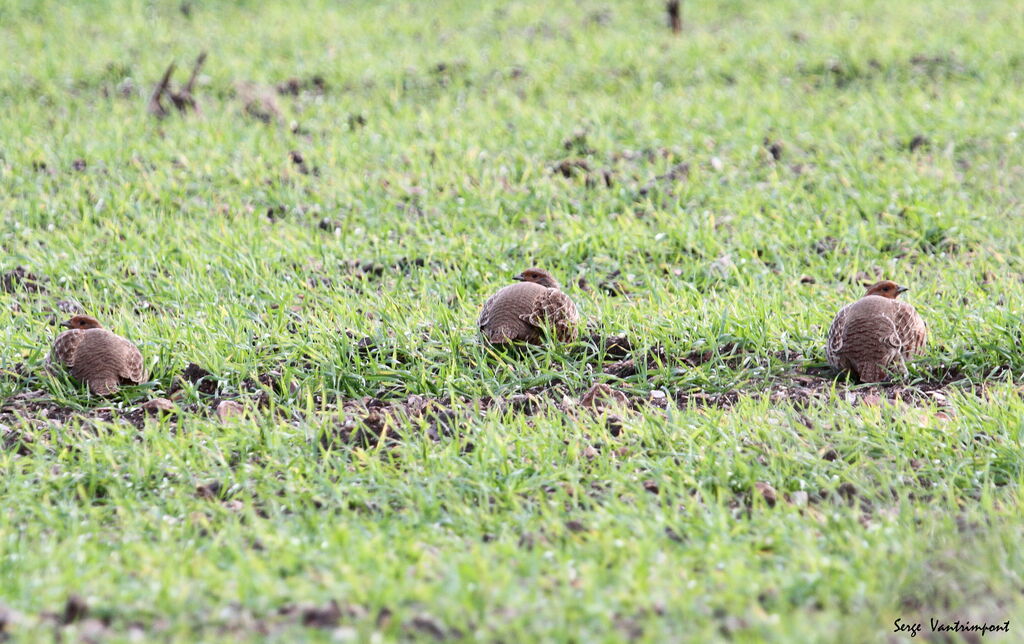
[2,0,1024,640]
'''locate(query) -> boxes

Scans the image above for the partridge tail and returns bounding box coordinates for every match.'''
[853,362,889,384]
[483,325,516,345]
[88,376,120,396]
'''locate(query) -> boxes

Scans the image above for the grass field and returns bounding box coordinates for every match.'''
[2,0,1024,641]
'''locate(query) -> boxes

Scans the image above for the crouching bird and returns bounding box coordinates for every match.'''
[478,268,579,345]
[47,315,145,395]
[826,280,927,383]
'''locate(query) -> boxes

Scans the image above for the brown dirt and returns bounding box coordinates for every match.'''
[24,595,449,640]
[1,267,47,293]
[275,75,327,96]
[171,362,219,396]
[60,595,89,626]
[553,158,591,178]
[908,134,929,152]
[763,138,784,161]
[288,150,318,176]
[0,336,989,442]
[603,345,666,378]
[1,389,150,430]
[581,332,632,359]
[580,383,628,412]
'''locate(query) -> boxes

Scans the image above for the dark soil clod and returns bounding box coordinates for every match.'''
[812,237,839,255]
[606,414,624,436]
[754,482,778,507]
[408,614,451,641]
[553,158,591,178]
[565,519,587,533]
[318,218,342,232]
[820,446,840,461]
[300,600,342,628]
[275,75,327,96]
[61,595,89,625]
[195,480,223,499]
[174,363,218,395]
[907,134,929,152]
[837,482,858,500]
[603,358,637,378]
[580,383,629,412]
[288,150,318,175]
[1,267,47,294]
[763,138,783,161]
[666,1,682,34]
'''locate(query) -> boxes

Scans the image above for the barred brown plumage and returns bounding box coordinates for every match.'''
[47,315,145,395]
[478,268,579,345]
[826,281,927,383]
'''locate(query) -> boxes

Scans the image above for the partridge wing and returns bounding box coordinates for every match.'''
[524,289,579,342]
[118,337,146,384]
[480,284,543,343]
[893,301,927,357]
[48,329,82,370]
[478,293,499,334]
[825,304,849,368]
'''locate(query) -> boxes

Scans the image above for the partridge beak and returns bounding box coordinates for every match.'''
[896,286,909,294]
[512,274,524,281]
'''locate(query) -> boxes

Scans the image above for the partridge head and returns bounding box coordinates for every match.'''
[513,268,561,289]
[825,280,926,383]
[62,315,104,330]
[863,280,908,299]
[479,268,579,345]
[48,315,146,395]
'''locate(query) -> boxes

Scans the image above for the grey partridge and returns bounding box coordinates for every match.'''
[826,280,927,382]
[479,268,580,345]
[47,315,145,395]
